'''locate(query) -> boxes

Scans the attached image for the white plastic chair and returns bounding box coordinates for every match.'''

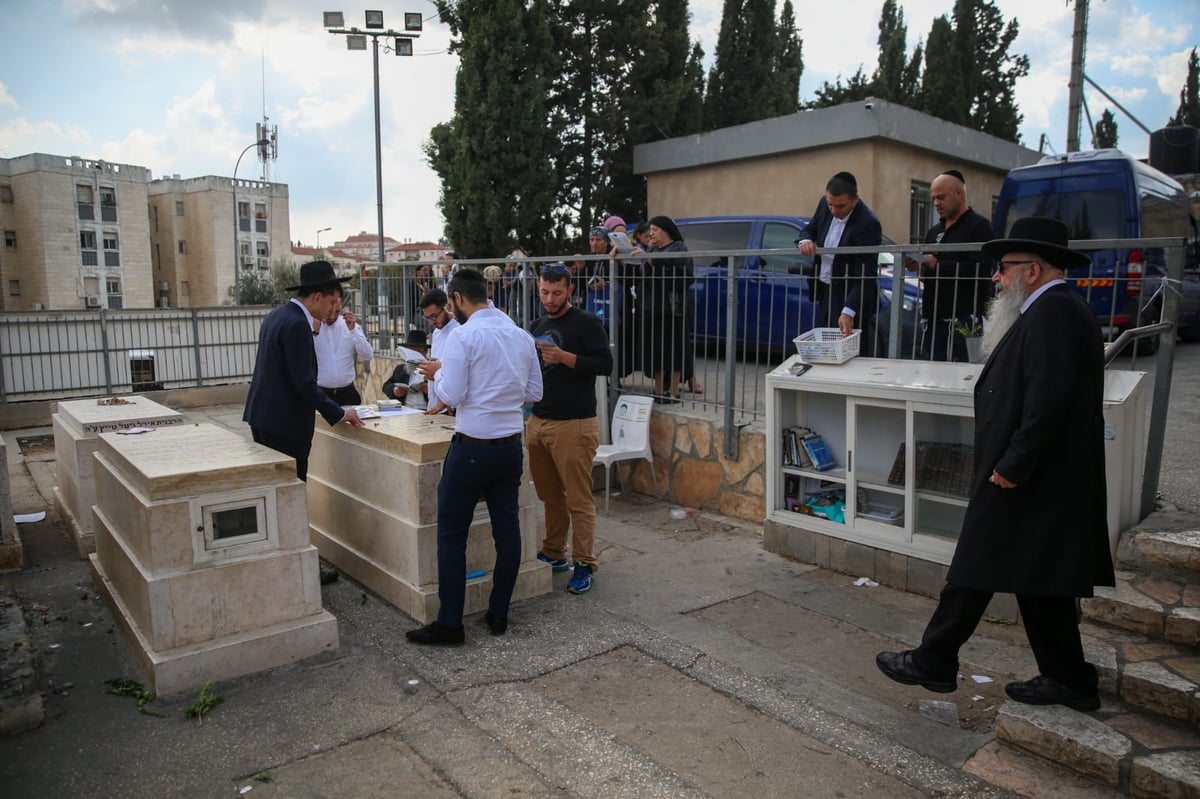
[593,395,659,513]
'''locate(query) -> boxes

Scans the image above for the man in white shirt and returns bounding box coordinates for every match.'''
[406,269,543,646]
[415,288,459,394]
[313,287,373,406]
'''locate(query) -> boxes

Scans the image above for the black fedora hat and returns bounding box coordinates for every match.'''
[286,260,352,292]
[401,329,428,349]
[981,217,1091,270]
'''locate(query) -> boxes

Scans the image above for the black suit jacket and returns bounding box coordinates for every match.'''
[243,300,346,445]
[798,197,883,321]
[949,284,1114,596]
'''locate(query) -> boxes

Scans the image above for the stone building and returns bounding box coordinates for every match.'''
[0,153,154,310]
[147,175,291,308]
[633,98,1043,245]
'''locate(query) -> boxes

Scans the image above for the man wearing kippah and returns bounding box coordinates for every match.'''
[795,172,883,350]
[916,170,994,361]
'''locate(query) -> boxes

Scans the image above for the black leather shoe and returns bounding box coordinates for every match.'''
[405,622,465,646]
[482,611,508,636]
[875,650,957,693]
[319,568,339,586]
[1004,675,1100,712]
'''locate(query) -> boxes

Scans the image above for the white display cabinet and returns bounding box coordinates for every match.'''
[766,356,1148,568]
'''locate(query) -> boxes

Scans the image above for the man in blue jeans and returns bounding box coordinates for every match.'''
[406,269,543,645]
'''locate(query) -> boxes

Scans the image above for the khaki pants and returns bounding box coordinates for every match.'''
[526,415,600,569]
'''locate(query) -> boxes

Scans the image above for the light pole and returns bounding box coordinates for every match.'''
[324,10,422,346]
[233,138,269,305]
[316,227,332,250]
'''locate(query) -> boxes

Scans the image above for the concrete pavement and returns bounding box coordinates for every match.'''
[0,401,1149,798]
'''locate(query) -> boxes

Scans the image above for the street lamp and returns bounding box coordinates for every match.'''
[233,138,270,305]
[316,227,332,249]
[325,10,422,347]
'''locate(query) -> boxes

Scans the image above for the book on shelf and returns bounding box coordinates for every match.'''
[800,434,837,472]
[782,426,814,468]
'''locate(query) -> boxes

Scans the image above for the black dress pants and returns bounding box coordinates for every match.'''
[912,583,1097,692]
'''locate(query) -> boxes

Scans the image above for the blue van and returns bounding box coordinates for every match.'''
[674,215,916,353]
[992,150,1196,345]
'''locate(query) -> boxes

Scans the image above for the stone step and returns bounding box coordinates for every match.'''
[996,699,1200,796]
[1084,629,1200,730]
[1082,571,1200,646]
[1128,529,1200,574]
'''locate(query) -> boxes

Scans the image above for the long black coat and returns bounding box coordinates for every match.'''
[948,284,1115,596]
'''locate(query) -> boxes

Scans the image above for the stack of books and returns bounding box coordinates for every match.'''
[782,426,836,472]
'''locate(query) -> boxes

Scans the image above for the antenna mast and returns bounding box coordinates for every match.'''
[257,51,278,181]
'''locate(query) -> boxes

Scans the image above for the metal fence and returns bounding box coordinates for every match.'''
[0,306,270,402]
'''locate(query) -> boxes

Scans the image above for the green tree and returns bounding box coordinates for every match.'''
[967,0,1028,141]
[773,0,804,114]
[1094,108,1119,149]
[810,67,872,108]
[703,0,802,128]
[917,15,966,124]
[872,0,919,105]
[1169,47,1200,127]
[952,0,978,122]
[426,0,557,256]
[231,259,301,306]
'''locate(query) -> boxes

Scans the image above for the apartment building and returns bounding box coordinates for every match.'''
[148,175,291,308]
[0,153,153,310]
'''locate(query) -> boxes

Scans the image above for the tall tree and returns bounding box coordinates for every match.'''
[810,68,872,108]
[703,0,802,128]
[872,0,919,105]
[917,16,966,124]
[968,0,1028,141]
[773,0,804,115]
[1094,109,1119,148]
[426,0,557,256]
[951,0,978,122]
[703,0,746,130]
[1169,47,1200,127]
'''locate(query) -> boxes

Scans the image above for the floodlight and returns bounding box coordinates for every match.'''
[323,11,344,28]
[346,34,367,50]
[404,13,423,32]
[365,10,384,29]
[395,37,414,56]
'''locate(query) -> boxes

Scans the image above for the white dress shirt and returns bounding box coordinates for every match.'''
[314,316,373,388]
[819,216,847,284]
[434,308,542,438]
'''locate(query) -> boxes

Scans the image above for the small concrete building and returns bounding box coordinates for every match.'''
[634,98,1043,244]
[148,175,291,308]
[0,153,154,310]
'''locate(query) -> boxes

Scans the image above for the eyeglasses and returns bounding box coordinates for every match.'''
[541,263,569,276]
[993,259,1040,274]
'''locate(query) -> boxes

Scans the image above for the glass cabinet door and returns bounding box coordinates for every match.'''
[848,399,907,531]
[911,407,974,543]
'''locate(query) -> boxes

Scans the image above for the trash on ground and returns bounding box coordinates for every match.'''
[970,674,993,684]
[971,695,985,701]
[853,577,879,587]
[669,507,694,520]
[918,699,959,727]
[15,512,46,524]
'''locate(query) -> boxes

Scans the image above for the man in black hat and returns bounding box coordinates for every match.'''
[243,260,366,483]
[382,329,431,410]
[795,172,883,346]
[876,217,1114,712]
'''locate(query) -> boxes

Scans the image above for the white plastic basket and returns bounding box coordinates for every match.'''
[793,328,861,364]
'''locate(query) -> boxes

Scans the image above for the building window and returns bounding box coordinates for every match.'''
[152,203,158,232]
[175,200,184,216]
[81,230,98,266]
[910,180,932,244]
[99,187,117,222]
[178,240,187,254]
[255,203,267,233]
[3,230,15,248]
[256,241,269,258]
[103,232,120,267]
[238,201,251,232]
[77,184,95,220]
[8,280,19,296]
[0,185,12,202]
[106,277,122,310]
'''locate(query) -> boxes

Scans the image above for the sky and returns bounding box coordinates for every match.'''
[0,0,1196,250]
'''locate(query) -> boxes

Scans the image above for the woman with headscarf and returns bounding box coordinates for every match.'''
[644,215,693,403]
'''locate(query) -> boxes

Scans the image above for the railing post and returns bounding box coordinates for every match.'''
[191,308,204,387]
[1140,239,1185,516]
[723,255,739,459]
[99,308,113,395]
[888,257,904,359]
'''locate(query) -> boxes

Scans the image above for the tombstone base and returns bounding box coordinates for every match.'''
[53,486,93,558]
[90,553,338,697]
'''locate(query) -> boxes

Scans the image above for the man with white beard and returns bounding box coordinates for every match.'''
[877,217,1113,712]
[978,264,1027,356]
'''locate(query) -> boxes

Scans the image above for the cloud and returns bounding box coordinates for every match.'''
[67,0,267,42]
[0,82,15,110]
[0,118,93,159]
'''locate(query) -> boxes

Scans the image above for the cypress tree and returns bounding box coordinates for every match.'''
[872,0,912,104]
[968,0,1028,141]
[1169,47,1200,127]
[773,0,804,115]
[704,0,747,130]
[917,16,967,124]
[1094,109,1119,149]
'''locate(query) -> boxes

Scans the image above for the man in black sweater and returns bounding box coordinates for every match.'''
[917,170,995,362]
[527,263,614,595]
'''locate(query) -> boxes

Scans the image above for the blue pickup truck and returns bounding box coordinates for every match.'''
[674,215,919,354]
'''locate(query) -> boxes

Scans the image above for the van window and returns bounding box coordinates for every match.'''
[1141,193,1192,239]
[1000,191,1125,240]
[676,221,753,268]
[761,222,808,274]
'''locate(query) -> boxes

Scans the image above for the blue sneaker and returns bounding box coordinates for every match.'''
[537,552,570,572]
[566,562,593,594]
